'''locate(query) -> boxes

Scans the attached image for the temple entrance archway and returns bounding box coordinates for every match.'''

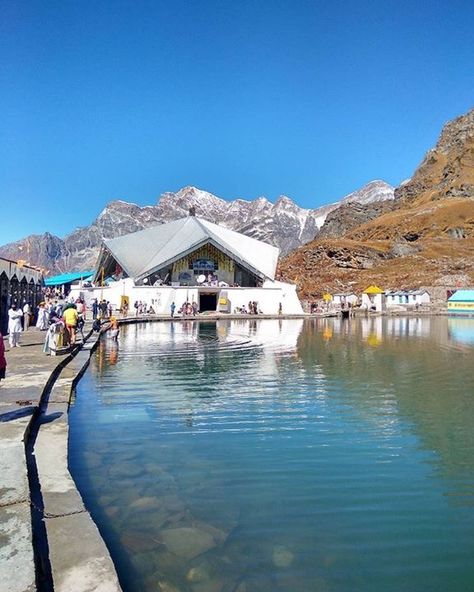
[199,292,217,312]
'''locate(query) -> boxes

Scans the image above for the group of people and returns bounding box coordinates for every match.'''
[91,299,113,320]
[235,301,261,315]
[175,301,199,316]
[133,300,155,316]
[41,299,86,349]
[42,286,63,299]
[5,297,88,350]
[0,295,121,383]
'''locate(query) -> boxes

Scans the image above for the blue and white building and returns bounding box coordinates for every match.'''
[447,290,474,316]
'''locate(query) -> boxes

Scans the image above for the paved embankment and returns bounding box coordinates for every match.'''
[0,327,121,592]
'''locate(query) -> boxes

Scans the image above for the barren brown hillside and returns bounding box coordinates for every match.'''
[280,108,474,298]
[349,198,474,242]
[279,237,474,299]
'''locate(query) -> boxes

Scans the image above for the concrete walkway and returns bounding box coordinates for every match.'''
[0,327,121,592]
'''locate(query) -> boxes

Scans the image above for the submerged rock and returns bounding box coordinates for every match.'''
[272,545,295,568]
[130,496,162,511]
[119,449,141,461]
[125,509,169,534]
[192,521,228,545]
[109,462,145,479]
[144,462,168,475]
[160,495,186,513]
[164,510,189,526]
[191,580,223,592]
[186,565,210,583]
[98,494,118,506]
[157,580,181,592]
[104,505,120,518]
[83,450,103,468]
[160,526,217,559]
[120,530,163,553]
[152,549,187,572]
[129,550,160,577]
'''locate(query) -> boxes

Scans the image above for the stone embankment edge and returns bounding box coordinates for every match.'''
[115,309,448,325]
[32,328,122,592]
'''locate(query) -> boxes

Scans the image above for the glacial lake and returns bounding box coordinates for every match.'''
[69,317,474,592]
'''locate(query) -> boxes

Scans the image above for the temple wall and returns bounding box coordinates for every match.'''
[71,279,304,316]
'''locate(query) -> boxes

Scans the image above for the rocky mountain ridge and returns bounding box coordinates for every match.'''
[279,107,474,298]
[396,109,474,205]
[0,181,394,274]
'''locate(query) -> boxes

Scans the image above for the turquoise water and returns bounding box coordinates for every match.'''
[69,317,474,592]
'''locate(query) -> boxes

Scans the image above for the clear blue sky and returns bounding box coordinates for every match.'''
[1,0,473,245]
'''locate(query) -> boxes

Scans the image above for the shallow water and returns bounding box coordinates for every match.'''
[69,317,474,592]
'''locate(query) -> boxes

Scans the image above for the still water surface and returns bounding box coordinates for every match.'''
[69,317,474,592]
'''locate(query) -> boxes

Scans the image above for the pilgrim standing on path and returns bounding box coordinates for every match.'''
[63,305,79,346]
[36,302,49,330]
[23,301,31,330]
[99,299,108,319]
[76,298,85,319]
[8,303,23,347]
[0,332,6,382]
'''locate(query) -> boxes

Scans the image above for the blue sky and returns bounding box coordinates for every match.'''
[1,0,473,245]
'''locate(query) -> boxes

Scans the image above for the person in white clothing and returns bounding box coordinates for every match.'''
[23,302,31,330]
[8,303,23,347]
[36,302,49,331]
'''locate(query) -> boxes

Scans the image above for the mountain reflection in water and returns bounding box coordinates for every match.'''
[69,317,474,592]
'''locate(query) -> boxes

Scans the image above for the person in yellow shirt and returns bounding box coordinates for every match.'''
[63,306,79,346]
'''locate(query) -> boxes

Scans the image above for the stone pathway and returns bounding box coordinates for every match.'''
[0,326,121,592]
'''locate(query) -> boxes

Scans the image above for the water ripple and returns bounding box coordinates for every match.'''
[69,318,474,592]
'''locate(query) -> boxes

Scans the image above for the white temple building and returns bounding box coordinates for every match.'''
[70,216,303,315]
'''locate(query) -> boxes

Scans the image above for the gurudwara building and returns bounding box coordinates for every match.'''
[71,215,303,315]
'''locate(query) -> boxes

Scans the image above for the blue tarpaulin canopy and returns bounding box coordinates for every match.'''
[44,270,94,286]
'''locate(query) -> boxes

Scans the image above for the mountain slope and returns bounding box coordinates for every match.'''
[280,107,474,298]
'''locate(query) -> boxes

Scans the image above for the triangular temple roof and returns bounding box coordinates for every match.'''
[97,217,280,280]
[363,285,384,294]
